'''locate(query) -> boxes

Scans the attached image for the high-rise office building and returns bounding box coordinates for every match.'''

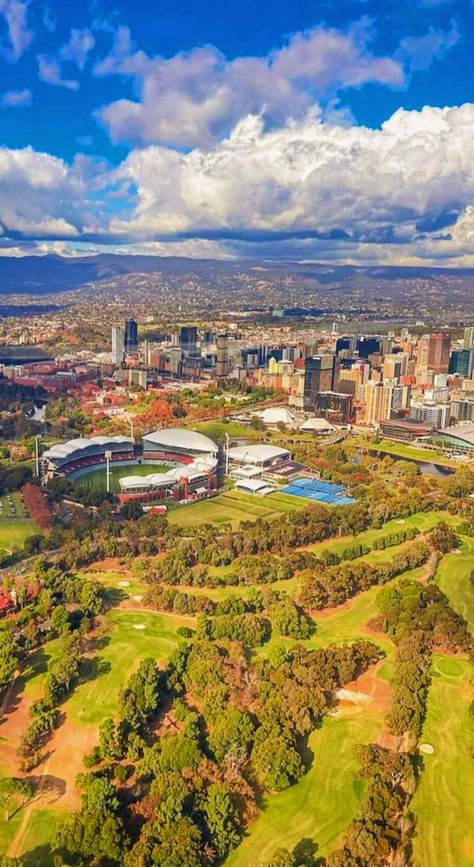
[449,349,474,378]
[179,326,198,356]
[463,327,474,349]
[315,391,353,423]
[357,337,380,359]
[111,326,125,365]
[417,333,451,373]
[216,333,229,377]
[125,319,139,354]
[304,355,339,410]
[409,400,450,428]
[364,380,394,425]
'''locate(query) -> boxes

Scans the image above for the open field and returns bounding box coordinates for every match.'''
[434,535,474,629]
[168,490,301,529]
[412,655,474,867]
[0,493,36,551]
[72,461,170,493]
[226,696,385,865]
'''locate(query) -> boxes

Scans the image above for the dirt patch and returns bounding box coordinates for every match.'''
[89,557,130,573]
[344,662,392,717]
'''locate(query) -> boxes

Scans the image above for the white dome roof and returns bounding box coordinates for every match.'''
[143,428,218,453]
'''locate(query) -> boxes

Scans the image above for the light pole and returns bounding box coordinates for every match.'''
[35,434,41,479]
[225,432,229,477]
[105,449,112,493]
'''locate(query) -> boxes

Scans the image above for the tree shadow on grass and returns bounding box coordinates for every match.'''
[21,843,56,867]
[79,655,112,684]
[103,586,128,609]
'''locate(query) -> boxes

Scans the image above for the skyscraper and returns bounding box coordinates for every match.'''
[364,380,394,425]
[463,327,474,349]
[125,319,139,354]
[449,349,474,378]
[111,326,125,365]
[179,326,198,356]
[303,355,339,410]
[417,333,451,373]
[216,333,229,377]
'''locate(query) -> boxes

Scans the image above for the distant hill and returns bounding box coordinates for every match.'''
[0,253,473,294]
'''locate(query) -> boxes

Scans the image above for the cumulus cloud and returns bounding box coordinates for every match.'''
[94,19,405,148]
[0,0,33,61]
[1,87,31,107]
[110,104,474,247]
[0,104,473,266]
[0,146,107,238]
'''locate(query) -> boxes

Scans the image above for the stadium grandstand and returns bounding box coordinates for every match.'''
[119,429,219,504]
[42,436,135,480]
[43,429,220,505]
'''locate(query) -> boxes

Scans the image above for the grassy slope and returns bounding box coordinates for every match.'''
[352,436,457,467]
[412,655,474,867]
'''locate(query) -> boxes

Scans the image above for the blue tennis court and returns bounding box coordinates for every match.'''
[281,477,355,505]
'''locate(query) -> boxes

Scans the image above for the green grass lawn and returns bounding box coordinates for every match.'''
[226,705,384,866]
[352,436,457,467]
[72,461,171,493]
[434,535,474,629]
[168,490,301,529]
[66,609,194,726]
[411,655,474,867]
[0,491,36,551]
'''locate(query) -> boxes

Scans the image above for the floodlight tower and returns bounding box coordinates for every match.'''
[105,449,112,493]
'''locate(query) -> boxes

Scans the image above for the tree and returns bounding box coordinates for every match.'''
[262,850,295,867]
[120,658,160,731]
[0,776,34,821]
[0,633,17,693]
[208,708,255,762]
[251,729,303,792]
[204,783,240,859]
[121,502,144,520]
[429,521,457,553]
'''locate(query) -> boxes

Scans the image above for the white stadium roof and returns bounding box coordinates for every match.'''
[255,407,297,426]
[143,428,218,454]
[43,435,134,462]
[227,444,290,465]
[234,479,275,495]
[300,417,336,432]
[119,456,218,491]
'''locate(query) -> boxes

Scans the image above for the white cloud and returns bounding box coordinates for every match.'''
[0,0,33,61]
[1,87,31,107]
[0,104,473,266]
[60,27,95,70]
[111,104,474,247]
[37,54,79,91]
[94,19,405,148]
[396,20,460,72]
[0,146,105,238]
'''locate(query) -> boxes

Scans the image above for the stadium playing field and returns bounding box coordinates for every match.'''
[71,462,171,493]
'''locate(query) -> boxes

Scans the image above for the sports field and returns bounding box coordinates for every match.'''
[0,492,37,551]
[71,461,170,493]
[411,655,474,867]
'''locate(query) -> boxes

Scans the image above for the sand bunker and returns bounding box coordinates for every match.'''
[132,595,143,602]
[133,623,146,630]
[118,580,130,587]
[420,743,434,754]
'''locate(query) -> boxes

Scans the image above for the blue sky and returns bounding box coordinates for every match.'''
[0,0,472,264]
